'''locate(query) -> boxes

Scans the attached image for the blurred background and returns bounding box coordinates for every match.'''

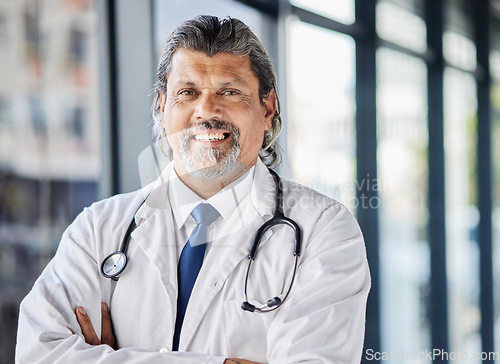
[0,0,499,363]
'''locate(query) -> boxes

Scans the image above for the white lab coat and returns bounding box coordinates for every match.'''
[16,159,370,364]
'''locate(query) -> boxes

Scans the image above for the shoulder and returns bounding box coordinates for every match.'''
[87,187,149,216]
[55,185,154,258]
[280,178,343,216]
[280,178,362,243]
[86,164,172,221]
[69,185,153,236]
[254,161,357,232]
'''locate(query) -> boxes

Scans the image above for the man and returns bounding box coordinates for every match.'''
[16,15,370,363]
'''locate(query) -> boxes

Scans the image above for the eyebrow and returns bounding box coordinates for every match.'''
[220,77,249,87]
[175,81,196,87]
[174,77,249,88]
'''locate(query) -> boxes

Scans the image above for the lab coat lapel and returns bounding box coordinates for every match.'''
[111,207,178,349]
[131,163,177,294]
[131,207,178,299]
[180,160,277,350]
[126,164,179,346]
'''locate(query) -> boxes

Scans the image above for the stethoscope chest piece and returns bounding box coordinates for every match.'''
[101,251,127,280]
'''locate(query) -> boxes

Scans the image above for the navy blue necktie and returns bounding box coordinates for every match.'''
[172,203,220,351]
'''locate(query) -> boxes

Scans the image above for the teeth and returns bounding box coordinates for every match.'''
[194,133,226,141]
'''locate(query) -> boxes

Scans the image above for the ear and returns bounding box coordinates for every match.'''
[159,92,168,131]
[262,90,277,131]
[159,92,166,113]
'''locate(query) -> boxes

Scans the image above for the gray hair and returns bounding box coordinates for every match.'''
[151,15,282,166]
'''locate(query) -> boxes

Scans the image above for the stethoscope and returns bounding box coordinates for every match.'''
[101,168,302,313]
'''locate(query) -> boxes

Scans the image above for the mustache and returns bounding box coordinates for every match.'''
[187,119,239,134]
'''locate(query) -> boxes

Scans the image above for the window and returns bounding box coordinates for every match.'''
[443,31,477,72]
[377,47,430,355]
[443,0,481,355]
[286,20,356,211]
[376,0,427,53]
[444,67,480,357]
[290,0,355,24]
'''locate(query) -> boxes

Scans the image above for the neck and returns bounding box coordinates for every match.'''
[174,163,251,199]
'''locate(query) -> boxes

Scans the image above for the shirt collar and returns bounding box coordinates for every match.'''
[168,166,255,229]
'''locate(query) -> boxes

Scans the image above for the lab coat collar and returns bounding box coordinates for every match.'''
[133,163,173,225]
[251,158,277,220]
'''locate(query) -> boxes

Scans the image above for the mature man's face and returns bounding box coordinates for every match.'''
[160,48,276,180]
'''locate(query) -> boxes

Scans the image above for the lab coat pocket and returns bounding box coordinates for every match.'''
[224,299,274,362]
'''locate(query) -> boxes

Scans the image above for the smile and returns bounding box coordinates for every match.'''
[193,132,230,141]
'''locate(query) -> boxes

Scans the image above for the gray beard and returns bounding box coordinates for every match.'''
[178,122,242,180]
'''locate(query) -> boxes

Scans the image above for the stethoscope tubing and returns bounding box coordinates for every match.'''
[241,169,302,313]
[100,168,303,313]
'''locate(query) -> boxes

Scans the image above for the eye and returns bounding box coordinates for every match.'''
[178,89,196,96]
[221,89,240,96]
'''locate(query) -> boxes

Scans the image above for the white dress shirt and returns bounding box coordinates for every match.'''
[168,166,255,259]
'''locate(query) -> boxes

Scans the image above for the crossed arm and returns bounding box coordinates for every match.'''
[74,303,260,364]
[18,200,369,363]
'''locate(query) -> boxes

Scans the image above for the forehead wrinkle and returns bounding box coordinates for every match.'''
[174,80,196,86]
[168,50,256,90]
[171,77,250,89]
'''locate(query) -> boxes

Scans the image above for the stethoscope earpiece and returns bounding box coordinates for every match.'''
[241,301,256,312]
[267,297,282,307]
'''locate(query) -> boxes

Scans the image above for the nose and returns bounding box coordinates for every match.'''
[194,93,223,121]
